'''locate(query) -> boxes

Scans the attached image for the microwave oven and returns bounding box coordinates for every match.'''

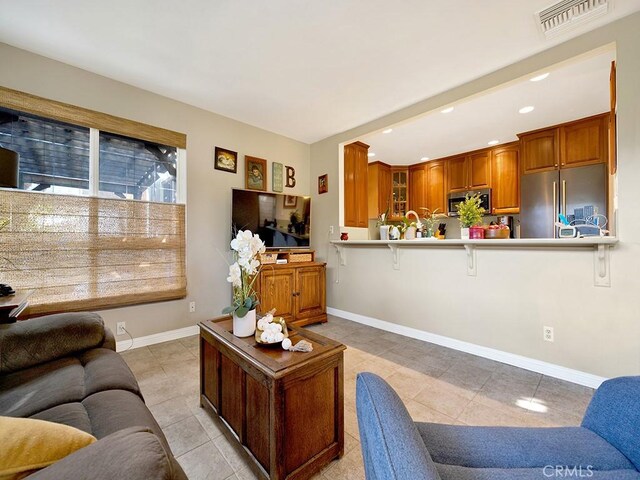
[448,189,491,216]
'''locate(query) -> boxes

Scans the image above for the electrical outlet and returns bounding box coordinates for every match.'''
[117,322,126,336]
[543,326,554,342]
[189,301,196,313]
[329,225,334,234]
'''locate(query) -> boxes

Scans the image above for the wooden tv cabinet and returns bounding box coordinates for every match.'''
[256,262,326,327]
[199,316,345,480]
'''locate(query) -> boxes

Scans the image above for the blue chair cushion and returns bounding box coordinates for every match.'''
[436,464,640,480]
[582,376,640,471]
[417,423,635,471]
[356,372,441,480]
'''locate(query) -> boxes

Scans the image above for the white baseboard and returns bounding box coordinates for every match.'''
[327,307,606,389]
[116,325,199,352]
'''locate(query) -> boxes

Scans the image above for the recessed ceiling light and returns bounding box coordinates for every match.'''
[368,152,376,157]
[441,107,454,114]
[488,140,500,146]
[519,106,535,114]
[420,157,429,161]
[383,128,393,134]
[530,73,549,82]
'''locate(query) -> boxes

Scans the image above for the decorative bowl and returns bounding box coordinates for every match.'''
[255,316,289,347]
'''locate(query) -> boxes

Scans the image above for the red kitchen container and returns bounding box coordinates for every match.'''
[469,226,485,239]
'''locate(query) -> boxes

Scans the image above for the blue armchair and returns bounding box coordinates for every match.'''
[356,372,640,480]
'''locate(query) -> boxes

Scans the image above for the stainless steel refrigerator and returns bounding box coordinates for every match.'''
[520,163,607,238]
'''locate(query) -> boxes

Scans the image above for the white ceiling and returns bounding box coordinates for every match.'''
[0,1,638,144]
[363,48,615,165]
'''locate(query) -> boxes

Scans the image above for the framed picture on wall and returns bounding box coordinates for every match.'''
[318,174,328,194]
[245,156,267,191]
[214,147,237,173]
[272,162,284,192]
[283,195,297,208]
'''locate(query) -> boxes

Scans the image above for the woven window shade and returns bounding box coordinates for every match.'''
[0,189,186,316]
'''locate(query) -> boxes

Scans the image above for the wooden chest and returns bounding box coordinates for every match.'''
[199,317,345,479]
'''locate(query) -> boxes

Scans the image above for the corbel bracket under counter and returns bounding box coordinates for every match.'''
[330,237,618,287]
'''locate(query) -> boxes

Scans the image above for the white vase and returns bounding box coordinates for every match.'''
[389,226,400,240]
[233,309,256,337]
[404,226,416,240]
[460,227,470,240]
[379,225,389,240]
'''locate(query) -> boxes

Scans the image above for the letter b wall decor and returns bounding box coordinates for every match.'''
[285,166,296,188]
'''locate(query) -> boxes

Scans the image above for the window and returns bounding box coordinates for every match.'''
[0,107,179,203]
[0,107,91,195]
[99,131,177,203]
[0,87,187,315]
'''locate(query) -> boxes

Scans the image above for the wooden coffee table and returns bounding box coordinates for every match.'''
[199,316,345,480]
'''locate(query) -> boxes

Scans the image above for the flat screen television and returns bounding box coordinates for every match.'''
[231,189,311,249]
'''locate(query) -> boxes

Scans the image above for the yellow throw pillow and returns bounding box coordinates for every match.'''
[0,416,96,479]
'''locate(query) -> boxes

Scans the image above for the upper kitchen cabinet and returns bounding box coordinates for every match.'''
[468,150,491,189]
[519,113,608,175]
[344,141,369,227]
[409,163,427,212]
[490,144,520,214]
[391,168,408,219]
[446,151,491,192]
[425,160,447,213]
[447,156,467,192]
[368,161,391,219]
[560,114,608,169]
[519,128,559,174]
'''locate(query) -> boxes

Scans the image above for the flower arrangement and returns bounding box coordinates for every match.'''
[456,194,485,228]
[222,230,266,318]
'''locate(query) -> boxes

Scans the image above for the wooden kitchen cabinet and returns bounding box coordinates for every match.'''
[256,262,326,327]
[519,128,559,174]
[490,144,520,214]
[426,160,447,213]
[409,163,427,212]
[560,114,608,169]
[368,161,391,219]
[391,168,408,219]
[447,150,490,192]
[468,150,491,189]
[519,113,608,174]
[344,141,369,227]
[447,156,467,192]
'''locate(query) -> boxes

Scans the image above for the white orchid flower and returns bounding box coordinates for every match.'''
[226,262,241,287]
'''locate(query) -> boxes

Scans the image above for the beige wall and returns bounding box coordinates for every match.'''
[310,13,640,379]
[0,43,310,339]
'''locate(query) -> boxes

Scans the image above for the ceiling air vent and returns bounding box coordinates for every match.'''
[537,0,611,38]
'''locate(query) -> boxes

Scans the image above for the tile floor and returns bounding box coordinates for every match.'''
[119,315,594,480]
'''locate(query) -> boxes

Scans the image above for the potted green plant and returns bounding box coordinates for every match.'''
[456,193,485,239]
[375,203,390,240]
[419,208,448,238]
[402,210,423,240]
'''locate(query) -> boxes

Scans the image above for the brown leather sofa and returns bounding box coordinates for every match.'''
[0,312,187,479]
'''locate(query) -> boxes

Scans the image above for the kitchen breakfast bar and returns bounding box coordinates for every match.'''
[331,237,618,287]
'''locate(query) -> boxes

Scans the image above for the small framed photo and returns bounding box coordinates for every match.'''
[272,162,284,192]
[283,195,297,208]
[214,147,237,173]
[245,156,267,191]
[318,174,328,194]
